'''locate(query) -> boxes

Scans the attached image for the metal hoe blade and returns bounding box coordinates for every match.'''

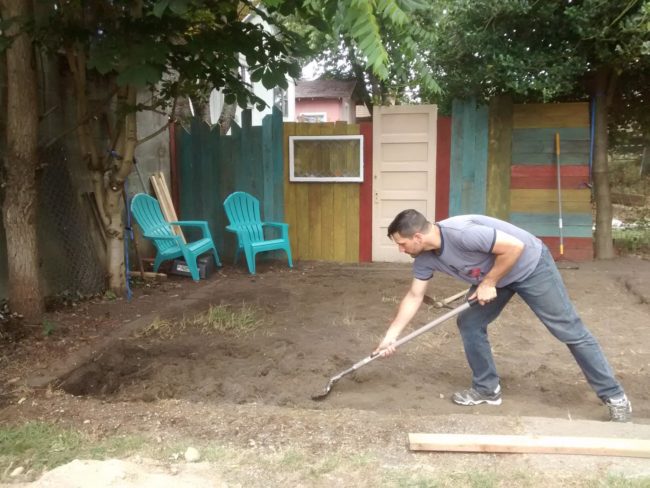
[311,356,375,401]
[311,300,474,400]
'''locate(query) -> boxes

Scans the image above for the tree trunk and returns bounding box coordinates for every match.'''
[592,68,615,259]
[0,0,44,321]
[104,86,137,292]
[218,102,238,135]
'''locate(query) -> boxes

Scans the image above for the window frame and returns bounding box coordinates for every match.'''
[288,134,364,183]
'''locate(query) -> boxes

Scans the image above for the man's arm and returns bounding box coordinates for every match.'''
[472,230,524,305]
[374,277,429,357]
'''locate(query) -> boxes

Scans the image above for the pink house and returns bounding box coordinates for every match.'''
[294,80,357,123]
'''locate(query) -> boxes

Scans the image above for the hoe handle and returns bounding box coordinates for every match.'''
[346,299,476,376]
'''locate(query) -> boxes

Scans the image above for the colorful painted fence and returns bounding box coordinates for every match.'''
[451,99,593,261]
[175,109,373,263]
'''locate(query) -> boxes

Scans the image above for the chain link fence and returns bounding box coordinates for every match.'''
[37,143,106,298]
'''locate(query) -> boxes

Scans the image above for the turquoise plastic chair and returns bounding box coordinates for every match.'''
[223,191,293,274]
[131,193,221,281]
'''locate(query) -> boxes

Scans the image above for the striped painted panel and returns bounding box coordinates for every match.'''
[510,165,590,189]
[510,212,592,238]
[506,102,593,260]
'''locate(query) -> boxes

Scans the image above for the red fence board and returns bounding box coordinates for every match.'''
[510,165,590,190]
[541,237,593,261]
[436,116,451,221]
[359,122,373,262]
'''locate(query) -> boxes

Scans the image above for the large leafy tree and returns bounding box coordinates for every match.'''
[424,0,650,259]
[1,0,406,314]
[278,0,440,108]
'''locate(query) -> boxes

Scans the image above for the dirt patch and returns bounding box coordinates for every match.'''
[1,258,649,484]
[43,259,650,421]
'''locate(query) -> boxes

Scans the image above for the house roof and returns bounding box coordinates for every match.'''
[295,79,357,99]
[355,104,371,119]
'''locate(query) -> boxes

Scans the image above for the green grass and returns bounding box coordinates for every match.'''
[138,303,263,339]
[0,422,146,475]
[613,226,650,255]
[3,424,650,487]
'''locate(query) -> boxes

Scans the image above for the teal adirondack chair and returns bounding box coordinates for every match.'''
[223,191,293,275]
[131,193,221,281]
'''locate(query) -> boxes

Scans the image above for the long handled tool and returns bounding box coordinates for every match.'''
[554,133,579,270]
[312,299,476,400]
[555,132,565,258]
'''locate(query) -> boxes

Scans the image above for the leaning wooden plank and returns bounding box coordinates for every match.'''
[156,172,186,243]
[150,174,185,242]
[158,172,180,222]
[408,433,650,459]
[152,173,176,225]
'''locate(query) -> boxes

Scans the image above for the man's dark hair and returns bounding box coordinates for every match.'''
[387,209,431,239]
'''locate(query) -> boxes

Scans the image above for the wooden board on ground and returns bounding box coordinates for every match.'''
[150,172,185,242]
[408,433,650,459]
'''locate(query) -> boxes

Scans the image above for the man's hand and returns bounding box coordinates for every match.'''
[374,277,428,357]
[374,334,398,358]
[470,230,524,305]
[470,279,497,305]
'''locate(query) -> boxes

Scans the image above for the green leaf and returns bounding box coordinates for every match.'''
[116,64,163,87]
[152,0,171,18]
[250,68,263,83]
[169,0,189,16]
[88,50,117,75]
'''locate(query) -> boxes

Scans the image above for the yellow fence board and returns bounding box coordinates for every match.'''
[513,102,589,129]
[510,189,591,213]
[284,121,360,262]
[487,96,513,219]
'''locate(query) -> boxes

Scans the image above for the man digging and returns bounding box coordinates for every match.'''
[374,210,632,422]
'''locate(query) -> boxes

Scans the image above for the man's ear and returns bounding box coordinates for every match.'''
[412,232,423,244]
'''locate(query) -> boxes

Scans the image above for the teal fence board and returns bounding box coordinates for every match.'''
[511,126,590,165]
[512,140,590,154]
[509,212,593,238]
[512,127,590,141]
[511,153,588,165]
[450,99,489,215]
[177,107,285,260]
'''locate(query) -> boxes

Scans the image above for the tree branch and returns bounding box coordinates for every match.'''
[608,0,640,30]
[136,119,171,147]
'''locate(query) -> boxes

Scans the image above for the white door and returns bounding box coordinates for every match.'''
[372,105,437,262]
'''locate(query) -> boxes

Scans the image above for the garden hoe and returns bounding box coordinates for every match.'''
[312,299,476,400]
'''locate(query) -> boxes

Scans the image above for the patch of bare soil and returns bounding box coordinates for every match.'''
[1,257,649,485]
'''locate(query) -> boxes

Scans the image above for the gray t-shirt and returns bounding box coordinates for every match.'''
[413,215,543,287]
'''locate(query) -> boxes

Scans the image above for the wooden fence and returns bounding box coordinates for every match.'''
[450,98,593,261]
[283,122,365,262]
[175,109,371,263]
[175,108,284,260]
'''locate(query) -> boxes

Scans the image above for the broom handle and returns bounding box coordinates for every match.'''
[555,132,564,257]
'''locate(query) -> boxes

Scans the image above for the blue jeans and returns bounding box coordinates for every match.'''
[457,245,624,402]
